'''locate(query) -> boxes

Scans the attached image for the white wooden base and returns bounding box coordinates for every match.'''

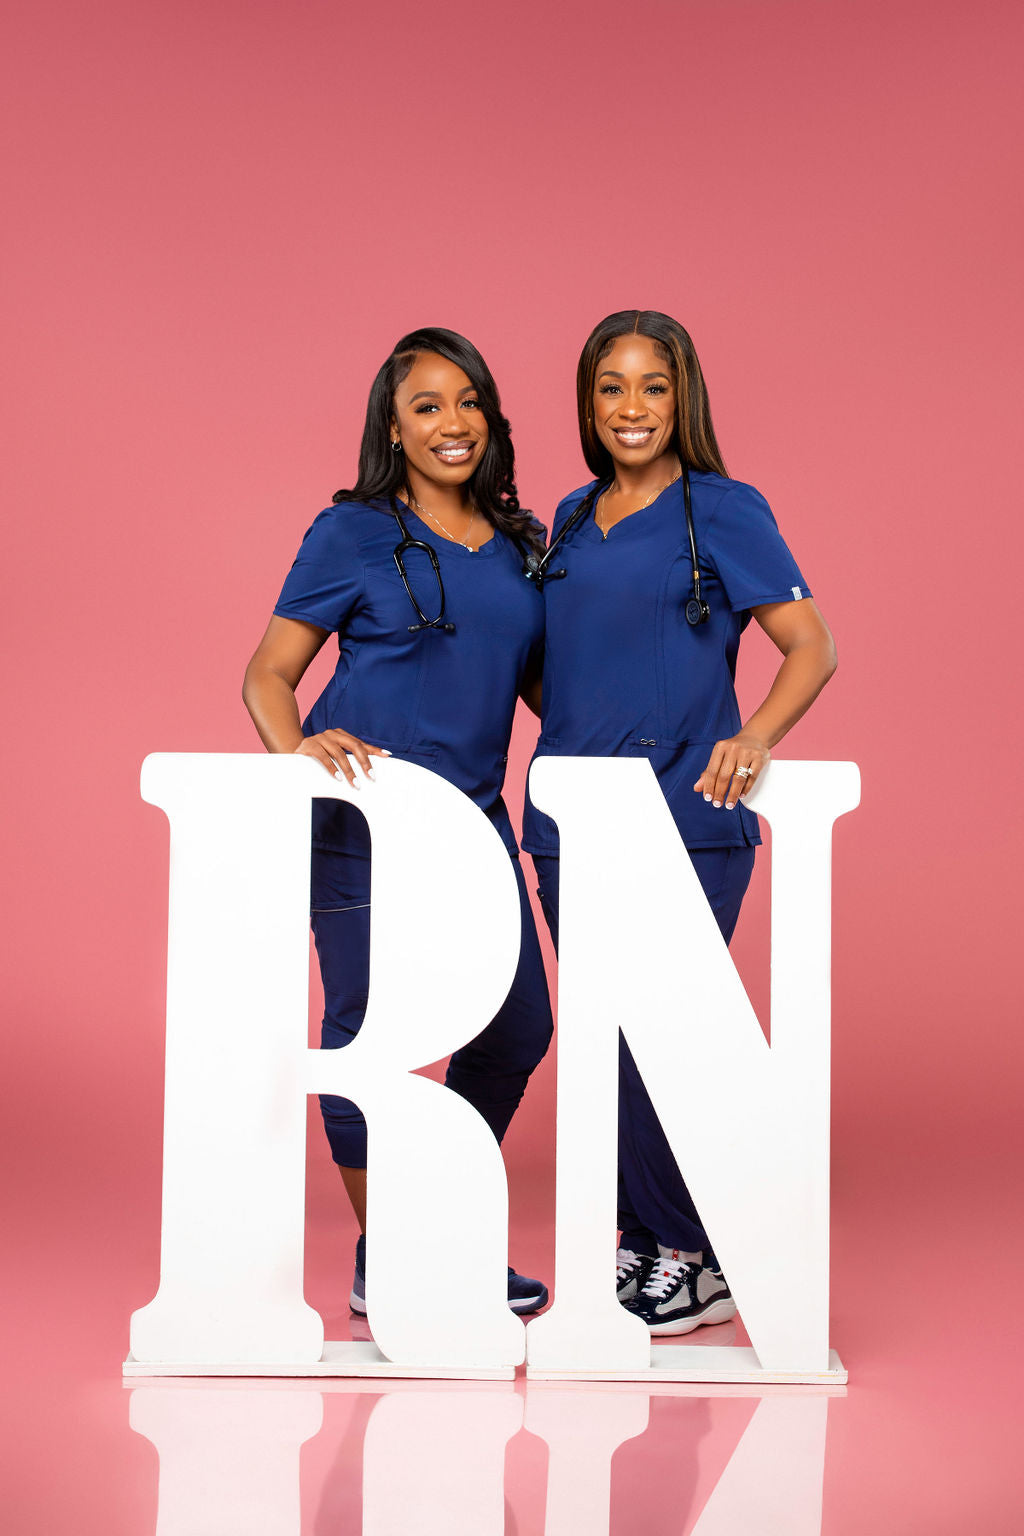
[123,1341,515,1380]
[526,1347,847,1386]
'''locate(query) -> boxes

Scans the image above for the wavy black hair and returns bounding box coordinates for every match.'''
[333,327,544,556]
[578,310,728,481]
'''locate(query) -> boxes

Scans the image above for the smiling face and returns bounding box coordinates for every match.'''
[391,351,489,493]
[593,333,678,473]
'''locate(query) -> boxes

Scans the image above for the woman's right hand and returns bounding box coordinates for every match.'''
[295,730,391,787]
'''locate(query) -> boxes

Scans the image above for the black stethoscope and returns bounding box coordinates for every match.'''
[390,498,458,633]
[390,463,710,633]
[389,496,534,634]
[522,461,710,626]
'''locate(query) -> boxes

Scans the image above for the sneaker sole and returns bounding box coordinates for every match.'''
[508,1288,548,1316]
[645,1297,737,1336]
[351,1290,546,1317]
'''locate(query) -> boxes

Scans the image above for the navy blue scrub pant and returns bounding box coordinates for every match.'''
[531,847,755,1256]
[311,846,554,1168]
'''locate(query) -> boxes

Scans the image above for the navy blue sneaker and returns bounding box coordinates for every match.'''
[349,1233,366,1315]
[507,1265,548,1315]
[351,1239,545,1317]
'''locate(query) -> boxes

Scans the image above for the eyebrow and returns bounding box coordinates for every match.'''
[408,385,478,402]
[598,370,671,381]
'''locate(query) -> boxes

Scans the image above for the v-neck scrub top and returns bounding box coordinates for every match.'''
[274,500,544,856]
[521,472,811,855]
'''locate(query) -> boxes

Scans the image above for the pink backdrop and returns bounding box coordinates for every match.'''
[3,0,1021,1528]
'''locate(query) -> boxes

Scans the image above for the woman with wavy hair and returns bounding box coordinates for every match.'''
[523,309,837,1335]
[244,327,551,1316]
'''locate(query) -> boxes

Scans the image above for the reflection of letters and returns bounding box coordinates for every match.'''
[129,1382,834,1535]
[363,1391,523,1536]
[526,758,859,1376]
[689,1396,828,1536]
[126,751,857,1381]
[129,1387,323,1536]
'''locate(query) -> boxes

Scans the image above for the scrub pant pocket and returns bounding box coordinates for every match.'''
[311,847,553,1170]
[531,845,755,1254]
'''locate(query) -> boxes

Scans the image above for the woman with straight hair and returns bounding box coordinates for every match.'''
[523,309,838,1334]
[244,327,552,1316]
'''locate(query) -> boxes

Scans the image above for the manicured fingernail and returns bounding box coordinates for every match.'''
[713,800,722,808]
[704,793,713,802]
[366,769,376,781]
[334,770,344,781]
[380,750,392,757]
[726,801,735,810]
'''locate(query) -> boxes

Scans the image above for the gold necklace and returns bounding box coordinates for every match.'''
[408,494,479,551]
[596,471,682,539]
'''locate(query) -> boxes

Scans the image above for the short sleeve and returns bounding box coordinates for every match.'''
[273,506,364,634]
[704,482,811,613]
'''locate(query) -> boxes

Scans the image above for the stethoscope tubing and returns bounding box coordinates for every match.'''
[526,463,709,626]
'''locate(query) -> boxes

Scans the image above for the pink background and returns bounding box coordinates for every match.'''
[2,0,1021,1528]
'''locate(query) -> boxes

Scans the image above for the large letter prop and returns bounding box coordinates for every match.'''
[526,757,858,1383]
[127,754,525,1377]
[125,752,857,1384]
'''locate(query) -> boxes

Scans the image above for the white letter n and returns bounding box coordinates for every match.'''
[525,756,859,1376]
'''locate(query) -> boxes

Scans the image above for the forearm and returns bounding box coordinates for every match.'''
[242,663,306,754]
[741,636,837,749]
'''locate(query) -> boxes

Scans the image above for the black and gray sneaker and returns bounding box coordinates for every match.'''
[625,1252,737,1335]
[616,1247,656,1304]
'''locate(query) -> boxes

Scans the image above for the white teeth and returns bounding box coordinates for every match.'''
[616,430,651,444]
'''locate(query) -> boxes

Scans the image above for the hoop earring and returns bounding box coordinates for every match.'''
[391,439,403,454]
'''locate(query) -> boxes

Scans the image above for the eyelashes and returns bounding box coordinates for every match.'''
[414,398,482,415]
[597,384,669,397]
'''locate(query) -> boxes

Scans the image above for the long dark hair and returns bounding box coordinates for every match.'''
[577,310,728,481]
[333,327,544,555]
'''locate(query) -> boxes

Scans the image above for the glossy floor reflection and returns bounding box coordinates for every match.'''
[128,1372,841,1534]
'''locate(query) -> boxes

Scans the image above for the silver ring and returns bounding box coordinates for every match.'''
[735,766,753,779]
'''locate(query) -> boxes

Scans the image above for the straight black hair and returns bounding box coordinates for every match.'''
[333,327,544,555]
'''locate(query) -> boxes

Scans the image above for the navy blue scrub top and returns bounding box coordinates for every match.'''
[274,500,544,856]
[522,472,811,856]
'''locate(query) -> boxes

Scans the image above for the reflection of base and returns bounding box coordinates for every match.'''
[527,1345,846,1385]
[123,1340,515,1380]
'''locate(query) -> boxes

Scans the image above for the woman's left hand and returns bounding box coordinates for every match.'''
[694,733,771,810]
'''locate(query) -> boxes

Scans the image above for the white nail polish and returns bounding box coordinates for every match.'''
[334,770,344,781]
[381,750,392,757]
[726,802,735,810]
[713,800,722,808]
[704,793,712,802]
[367,769,376,781]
